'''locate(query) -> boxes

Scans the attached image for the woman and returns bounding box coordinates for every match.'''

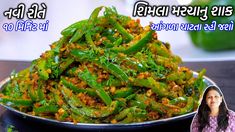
[191,85,235,132]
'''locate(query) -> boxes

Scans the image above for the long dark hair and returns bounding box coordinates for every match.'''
[197,85,229,132]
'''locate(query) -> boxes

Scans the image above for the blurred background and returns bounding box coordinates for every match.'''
[0,0,235,62]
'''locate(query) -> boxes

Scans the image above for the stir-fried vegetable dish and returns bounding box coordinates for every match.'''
[0,6,206,124]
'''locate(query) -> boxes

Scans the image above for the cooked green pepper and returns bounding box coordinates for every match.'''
[34,105,59,114]
[123,30,153,54]
[71,101,119,118]
[113,87,133,99]
[130,77,176,98]
[114,106,147,123]
[69,6,103,43]
[61,20,88,37]
[61,86,84,108]
[77,68,112,106]
[71,49,129,83]
[0,6,207,124]
[173,97,194,115]
[37,59,49,80]
[104,7,133,42]
[60,77,97,97]
[0,97,32,107]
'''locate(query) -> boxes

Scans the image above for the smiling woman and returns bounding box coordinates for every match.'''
[191,85,235,132]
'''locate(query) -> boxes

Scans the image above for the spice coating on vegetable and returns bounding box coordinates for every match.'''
[0,6,206,124]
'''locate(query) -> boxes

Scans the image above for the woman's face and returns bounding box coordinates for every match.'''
[206,89,222,110]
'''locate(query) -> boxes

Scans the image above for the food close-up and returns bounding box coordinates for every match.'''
[0,6,206,124]
[0,1,234,132]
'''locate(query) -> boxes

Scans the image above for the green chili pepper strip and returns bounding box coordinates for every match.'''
[150,101,169,114]
[0,98,32,107]
[61,91,86,120]
[97,58,129,83]
[155,56,178,71]
[113,87,133,99]
[28,85,37,102]
[119,107,147,123]
[37,59,49,80]
[87,6,103,29]
[60,77,97,97]
[15,67,29,79]
[66,67,78,77]
[131,77,175,98]
[52,37,67,54]
[61,86,84,108]
[69,26,86,43]
[51,88,70,120]
[103,40,114,48]
[77,68,112,106]
[167,71,193,83]
[102,77,123,87]
[130,94,149,109]
[125,94,136,101]
[196,68,207,94]
[130,100,146,110]
[11,81,21,98]
[37,88,45,101]
[104,7,133,42]
[59,58,74,75]
[114,107,132,121]
[69,6,103,43]
[71,101,119,118]
[61,19,88,37]
[85,6,103,46]
[34,105,59,114]
[116,54,146,72]
[71,49,129,83]
[70,50,93,62]
[173,97,194,115]
[85,33,95,46]
[36,83,44,102]
[123,30,153,54]
[169,96,187,105]
[71,113,95,123]
[112,20,133,42]
[113,37,123,47]
[148,41,171,58]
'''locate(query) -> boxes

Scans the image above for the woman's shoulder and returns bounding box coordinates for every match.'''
[192,113,199,121]
[194,113,199,117]
[228,109,235,131]
[191,113,200,132]
[228,109,235,116]
[228,109,235,120]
